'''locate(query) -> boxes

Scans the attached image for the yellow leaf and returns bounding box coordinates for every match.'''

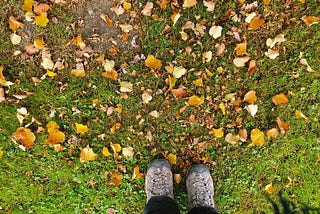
[80,145,98,163]
[53,144,65,152]
[102,147,111,157]
[265,183,275,194]
[102,70,117,80]
[286,177,293,188]
[249,15,265,30]
[263,0,271,5]
[171,12,181,26]
[301,15,320,27]
[243,90,257,104]
[188,95,204,105]
[75,123,88,136]
[235,42,247,56]
[46,131,65,144]
[35,14,49,27]
[183,0,197,8]
[168,153,177,165]
[13,127,36,148]
[219,103,226,115]
[47,70,57,77]
[250,128,265,146]
[159,0,170,9]
[295,110,310,122]
[9,16,25,31]
[34,38,45,49]
[123,2,132,11]
[110,143,122,153]
[21,0,34,12]
[71,69,86,77]
[238,0,245,3]
[46,121,59,133]
[107,172,123,186]
[92,99,99,106]
[298,0,305,2]
[193,78,203,86]
[75,35,86,49]
[132,166,143,179]
[266,128,279,139]
[169,76,177,90]
[145,55,162,69]
[212,128,224,138]
[0,148,3,158]
[272,93,289,106]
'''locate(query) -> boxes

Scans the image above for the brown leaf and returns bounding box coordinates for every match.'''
[247,60,257,74]
[276,117,289,134]
[172,87,186,99]
[266,128,279,139]
[13,127,36,148]
[107,172,123,186]
[34,3,50,15]
[174,174,182,184]
[272,93,289,106]
[301,15,320,28]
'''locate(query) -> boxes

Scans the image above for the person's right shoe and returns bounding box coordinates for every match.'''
[186,164,215,209]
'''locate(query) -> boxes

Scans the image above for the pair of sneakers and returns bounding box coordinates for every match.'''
[145,159,215,209]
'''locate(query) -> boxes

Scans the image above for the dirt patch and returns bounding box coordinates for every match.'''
[73,0,140,54]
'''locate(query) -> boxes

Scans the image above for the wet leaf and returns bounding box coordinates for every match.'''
[80,145,98,163]
[13,127,36,148]
[145,55,162,69]
[35,14,49,27]
[250,128,265,146]
[272,93,289,106]
[266,128,279,139]
[243,90,257,104]
[168,153,177,164]
[188,95,204,105]
[9,16,24,31]
[75,123,88,136]
[265,183,275,194]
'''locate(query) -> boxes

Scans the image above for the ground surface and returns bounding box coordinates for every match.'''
[0,0,319,213]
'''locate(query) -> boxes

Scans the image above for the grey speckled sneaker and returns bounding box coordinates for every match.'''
[186,164,215,209]
[145,159,174,202]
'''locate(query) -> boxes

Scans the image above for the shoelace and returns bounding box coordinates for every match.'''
[150,170,170,196]
[191,174,214,207]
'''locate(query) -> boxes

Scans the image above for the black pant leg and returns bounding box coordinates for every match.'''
[143,196,180,214]
[188,206,218,214]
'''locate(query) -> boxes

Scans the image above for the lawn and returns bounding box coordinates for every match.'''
[0,0,319,213]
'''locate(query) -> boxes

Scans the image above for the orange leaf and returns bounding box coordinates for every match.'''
[102,70,117,80]
[172,87,186,99]
[13,127,35,148]
[71,69,86,77]
[46,131,65,144]
[34,38,45,50]
[250,128,265,146]
[265,183,275,194]
[9,16,25,31]
[107,172,123,186]
[145,55,162,69]
[263,0,271,5]
[33,3,50,15]
[188,95,204,105]
[35,14,49,27]
[21,0,34,12]
[159,0,170,9]
[100,13,113,27]
[183,0,197,8]
[301,15,320,28]
[193,78,203,86]
[276,117,289,134]
[249,15,265,30]
[243,90,257,104]
[266,128,279,139]
[46,121,59,133]
[235,42,247,56]
[272,93,289,106]
[247,60,257,75]
[80,145,98,163]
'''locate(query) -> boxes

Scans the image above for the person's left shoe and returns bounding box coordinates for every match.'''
[145,159,174,202]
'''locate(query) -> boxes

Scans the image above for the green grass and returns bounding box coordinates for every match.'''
[1,0,320,213]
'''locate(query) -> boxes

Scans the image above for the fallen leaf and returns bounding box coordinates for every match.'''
[173,66,187,78]
[225,133,240,144]
[34,3,50,15]
[276,117,289,134]
[47,70,57,77]
[243,90,257,104]
[75,123,88,136]
[123,2,132,11]
[53,144,65,152]
[80,145,98,163]
[21,0,34,12]
[171,13,181,26]
[265,183,275,194]
[286,177,293,188]
[266,34,286,48]
[235,42,247,56]
[120,81,133,92]
[172,87,186,98]
[35,14,49,27]
[174,174,182,184]
[34,38,45,49]
[110,143,122,153]
[100,13,113,26]
[183,0,197,8]
[145,55,162,69]
[168,76,177,89]
[119,23,133,33]
[301,15,320,28]
[216,43,225,56]
[149,110,160,118]
[202,51,212,63]
[141,2,153,16]
[159,0,170,9]
[75,35,86,49]
[9,16,24,31]
[132,166,143,179]
[193,78,203,86]
[245,104,258,117]
[263,0,270,5]
[102,70,117,80]
[71,68,86,77]
[46,131,65,144]
[13,127,35,148]
[209,25,223,39]
[107,172,123,186]
[212,128,224,138]
[110,6,125,16]
[239,129,248,142]
[122,147,134,158]
[0,148,3,158]
[272,93,289,106]
[102,147,111,157]
[247,60,257,74]
[180,31,189,41]
[265,49,279,59]
[142,91,152,104]
[299,52,315,72]
[10,33,21,45]
[245,12,257,23]
[233,56,250,67]
[219,103,226,115]
[46,121,59,132]
[250,128,265,146]
[203,1,215,12]
[168,153,177,164]
[249,15,265,30]
[0,88,5,102]
[295,110,310,122]
[266,128,279,139]
[188,95,204,105]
